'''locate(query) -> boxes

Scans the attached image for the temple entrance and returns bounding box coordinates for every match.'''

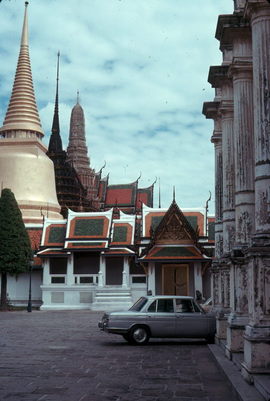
[105,257,123,285]
[162,264,189,295]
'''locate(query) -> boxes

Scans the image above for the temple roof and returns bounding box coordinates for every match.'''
[105,181,138,208]
[139,245,207,262]
[40,220,67,248]
[66,99,90,171]
[140,201,208,262]
[27,227,43,266]
[142,204,205,237]
[0,2,44,137]
[48,52,62,153]
[66,209,112,239]
[136,184,154,210]
[111,211,136,246]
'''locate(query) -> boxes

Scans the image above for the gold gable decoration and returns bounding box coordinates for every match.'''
[156,213,192,242]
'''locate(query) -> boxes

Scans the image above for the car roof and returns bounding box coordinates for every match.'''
[145,295,194,299]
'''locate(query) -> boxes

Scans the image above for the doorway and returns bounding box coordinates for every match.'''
[162,264,189,295]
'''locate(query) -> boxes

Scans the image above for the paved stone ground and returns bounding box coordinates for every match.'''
[0,310,240,401]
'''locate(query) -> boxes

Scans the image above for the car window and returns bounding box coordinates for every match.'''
[157,299,174,313]
[129,297,148,311]
[175,299,194,313]
[147,300,157,312]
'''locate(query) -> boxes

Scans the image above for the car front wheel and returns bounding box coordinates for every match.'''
[129,326,150,345]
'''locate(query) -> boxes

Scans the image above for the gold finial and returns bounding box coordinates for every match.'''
[21,1,29,46]
[57,51,60,83]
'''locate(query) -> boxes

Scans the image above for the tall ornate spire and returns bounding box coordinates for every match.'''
[48,52,63,153]
[0,2,44,138]
[66,96,90,171]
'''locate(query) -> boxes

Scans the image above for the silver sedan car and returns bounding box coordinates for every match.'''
[98,295,216,345]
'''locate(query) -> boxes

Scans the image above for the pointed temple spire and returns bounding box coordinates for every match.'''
[0,2,44,138]
[66,95,91,171]
[173,186,176,202]
[158,177,161,208]
[48,51,63,153]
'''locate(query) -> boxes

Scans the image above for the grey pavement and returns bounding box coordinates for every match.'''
[0,310,243,401]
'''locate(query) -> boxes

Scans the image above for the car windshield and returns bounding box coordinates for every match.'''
[129,297,148,311]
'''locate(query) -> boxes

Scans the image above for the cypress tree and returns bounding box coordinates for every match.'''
[0,188,33,308]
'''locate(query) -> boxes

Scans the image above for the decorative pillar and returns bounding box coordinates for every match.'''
[193,262,203,295]
[208,65,234,340]
[217,15,255,356]
[98,254,105,287]
[241,1,270,381]
[203,98,224,339]
[220,85,235,257]
[202,100,223,261]
[66,253,74,286]
[122,257,129,288]
[42,259,50,286]
[148,262,155,295]
[250,2,270,241]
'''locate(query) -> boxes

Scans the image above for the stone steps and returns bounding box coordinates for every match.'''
[92,287,133,311]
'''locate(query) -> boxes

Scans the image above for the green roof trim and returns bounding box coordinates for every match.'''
[48,226,66,244]
[74,219,104,236]
[113,226,128,242]
[185,216,198,230]
[71,242,104,247]
[151,216,164,231]
[155,247,195,257]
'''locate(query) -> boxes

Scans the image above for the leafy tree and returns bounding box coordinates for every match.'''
[0,188,32,308]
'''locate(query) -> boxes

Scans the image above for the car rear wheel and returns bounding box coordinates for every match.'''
[129,326,150,345]
[206,335,215,344]
[122,334,130,342]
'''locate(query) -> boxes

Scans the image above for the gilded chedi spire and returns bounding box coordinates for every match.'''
[0,2,62,223]
[0,2,44,138]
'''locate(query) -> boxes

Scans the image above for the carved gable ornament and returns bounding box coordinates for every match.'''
[156,213,191,241]
[152,201,197,244]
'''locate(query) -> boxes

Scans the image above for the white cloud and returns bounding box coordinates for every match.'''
[0,0,233,214]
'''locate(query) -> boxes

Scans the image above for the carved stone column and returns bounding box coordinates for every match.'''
[203,101,223,259]
[220,92,235,256]
[208,69,235,256]
[247,1,270,240]
[217,15,255,356]
[208,67,234,340]
[241,1,270,381]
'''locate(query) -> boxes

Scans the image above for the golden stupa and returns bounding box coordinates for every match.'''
[0,2,62,223]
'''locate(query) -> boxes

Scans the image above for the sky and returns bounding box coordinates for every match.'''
[0,0,233,214]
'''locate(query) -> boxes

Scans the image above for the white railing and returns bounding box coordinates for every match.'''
[51,275,66,284]
[74,274,98,285]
